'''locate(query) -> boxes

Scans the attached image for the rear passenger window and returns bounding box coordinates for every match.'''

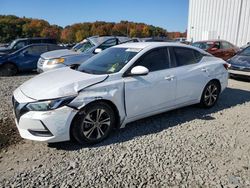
[31,39,42,44]
[136,48,170,72]
[193,50,204,62]
[43,39,56,44]
[174,48,202,66]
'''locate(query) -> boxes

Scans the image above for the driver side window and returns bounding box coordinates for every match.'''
[99,38,118,50]
[136,48,170,72]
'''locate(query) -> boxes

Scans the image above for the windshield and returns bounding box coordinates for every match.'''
[78,47,141,74]
[192,42,214,50]
[239,46,250,56]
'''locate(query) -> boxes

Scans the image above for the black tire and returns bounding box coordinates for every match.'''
[0,63,18,76]
[72,102,115,144]
[200,81,220,108]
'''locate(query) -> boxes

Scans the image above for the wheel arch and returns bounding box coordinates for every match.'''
[69,99,121,141]
[1,61,19,70]
[208,79,221,93]
[199,78,222,103]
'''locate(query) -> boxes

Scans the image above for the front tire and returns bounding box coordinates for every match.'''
[72,102,115,144]
[0,63,18,76]
[200,81,220,108]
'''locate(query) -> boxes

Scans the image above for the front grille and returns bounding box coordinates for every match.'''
[38,58,45,67]
[12,96,29,122]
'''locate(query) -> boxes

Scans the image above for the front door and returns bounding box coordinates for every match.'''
[124,48,177,119]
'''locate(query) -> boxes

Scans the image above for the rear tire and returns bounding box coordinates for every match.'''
[0,63,18,76]
[200,81,220,108]
[71,102,115,145]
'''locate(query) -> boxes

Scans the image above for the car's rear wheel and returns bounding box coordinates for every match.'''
[0,63,18,76]
[72,102,115,144]
[200,81,220,108]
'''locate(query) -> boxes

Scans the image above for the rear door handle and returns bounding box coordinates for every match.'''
[164,75,175,81]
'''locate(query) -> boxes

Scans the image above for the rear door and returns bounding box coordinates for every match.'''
[171,47,210,104]
[124,47,177,119]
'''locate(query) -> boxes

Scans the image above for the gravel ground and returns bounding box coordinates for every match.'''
[0,75,250,187]
[0,73,35,149]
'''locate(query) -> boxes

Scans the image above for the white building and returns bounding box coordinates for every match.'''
[187,0,250,47]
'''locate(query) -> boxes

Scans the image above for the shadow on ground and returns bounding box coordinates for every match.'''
[49,86,250,151]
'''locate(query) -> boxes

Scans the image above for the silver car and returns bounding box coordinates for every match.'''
[37,36,131,72]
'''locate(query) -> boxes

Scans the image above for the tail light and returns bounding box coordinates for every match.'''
[223,63,231,70]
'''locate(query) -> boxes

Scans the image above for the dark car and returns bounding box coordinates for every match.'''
[0,43,64,76]
[228,45,250,78]
[0,38,57,55]
[192,40,239,60]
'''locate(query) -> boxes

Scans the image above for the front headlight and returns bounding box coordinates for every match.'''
[26,96,75,111]
[47,58,65,65]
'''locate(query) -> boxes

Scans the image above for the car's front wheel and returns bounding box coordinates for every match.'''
[200,81,220,108]
[0,63,18,76]
[72,102,115,144]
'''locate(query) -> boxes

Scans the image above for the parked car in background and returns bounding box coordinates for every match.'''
[0,38,57,55]
[192,40,239,60]
[0,44,64,76]
[240,42,250,50]
[228,45,250,78]
[12,42,228,144]
[37,36,131,73]
[174,37,187,43]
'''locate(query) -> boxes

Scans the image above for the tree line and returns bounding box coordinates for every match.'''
[0,15,186,43]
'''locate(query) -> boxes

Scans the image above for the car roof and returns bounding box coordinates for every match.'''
[113,42,211,56]
[194,40,229,43]
[113,42,189,49]
[13,37,54,42]
[14,43,56,52]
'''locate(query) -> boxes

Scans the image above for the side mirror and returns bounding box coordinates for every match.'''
[94,48,102,54]
[130,66,149,76]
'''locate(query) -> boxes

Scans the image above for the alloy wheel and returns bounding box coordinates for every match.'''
[204,84,218,106]
[82,108,111,140]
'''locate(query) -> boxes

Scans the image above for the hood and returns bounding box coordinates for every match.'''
[41,49,79,59]
[0,52,8,58]
[229,55,250,67]
[0,47,11,53]
[19,67,108,100]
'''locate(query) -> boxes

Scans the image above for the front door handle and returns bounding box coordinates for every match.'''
[164,75,175,81]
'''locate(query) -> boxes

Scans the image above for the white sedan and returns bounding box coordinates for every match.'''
[12,42,229,144]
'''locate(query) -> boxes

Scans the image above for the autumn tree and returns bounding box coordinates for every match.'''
[0,15,177,44]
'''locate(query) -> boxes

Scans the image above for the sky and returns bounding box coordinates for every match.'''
[0,0,189,32]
